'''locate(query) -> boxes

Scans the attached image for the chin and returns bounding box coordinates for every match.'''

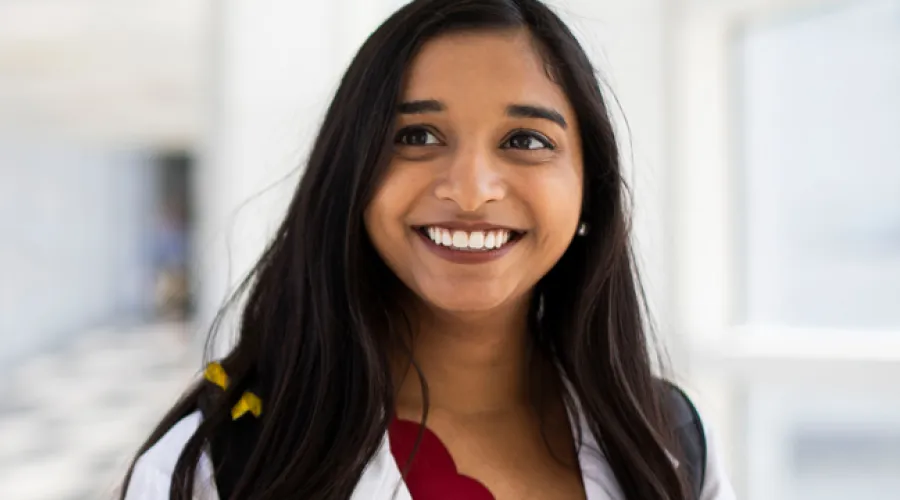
[429,297,505,314]
[418,283,521,316]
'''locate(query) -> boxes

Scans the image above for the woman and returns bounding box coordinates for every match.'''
[122,0,735,499]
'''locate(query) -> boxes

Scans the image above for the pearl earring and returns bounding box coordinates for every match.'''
[577,222,589,236]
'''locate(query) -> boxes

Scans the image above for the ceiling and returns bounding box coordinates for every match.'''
[0,0,212,149]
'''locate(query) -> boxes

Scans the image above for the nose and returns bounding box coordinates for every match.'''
[433,145,506,211]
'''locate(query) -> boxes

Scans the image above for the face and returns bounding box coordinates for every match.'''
[365,29,583,316]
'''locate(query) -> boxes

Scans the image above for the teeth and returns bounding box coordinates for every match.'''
[424,227,515,251]
[484,232,496,249]
[452,231,468,248]
[468,231,484,249]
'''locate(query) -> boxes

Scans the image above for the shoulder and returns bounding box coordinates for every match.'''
[134,412,203,478]
[665,385,737,500]
[124,411,218,500]
[696,416,737,500]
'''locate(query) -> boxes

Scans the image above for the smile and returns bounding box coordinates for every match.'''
[417,226,524,252]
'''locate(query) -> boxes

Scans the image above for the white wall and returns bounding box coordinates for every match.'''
[195,0,337,345]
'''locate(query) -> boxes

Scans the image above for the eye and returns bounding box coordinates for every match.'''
[395,126,442,146]
[502,131,554,151]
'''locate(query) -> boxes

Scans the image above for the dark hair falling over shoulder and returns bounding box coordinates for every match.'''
[122,1,691,499]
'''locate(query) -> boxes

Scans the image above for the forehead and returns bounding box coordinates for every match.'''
[402,29,573,115]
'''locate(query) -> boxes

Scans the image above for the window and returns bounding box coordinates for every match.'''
[737,0,900,330]
[732,2,900,499]
[673,1,900,499]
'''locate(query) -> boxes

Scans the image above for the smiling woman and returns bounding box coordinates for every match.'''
[365,30,583,315]
[120,1,735,500]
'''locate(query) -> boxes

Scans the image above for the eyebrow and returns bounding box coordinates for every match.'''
[397,99,444,114]
[506,104,567,129]
[396,100,568,129]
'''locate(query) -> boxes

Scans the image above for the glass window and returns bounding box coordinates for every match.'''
[736,0,900,329]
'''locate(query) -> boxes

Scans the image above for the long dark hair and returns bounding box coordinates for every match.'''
[122,0,689,498]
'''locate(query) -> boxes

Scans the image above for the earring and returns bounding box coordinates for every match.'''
[577,222,589,236]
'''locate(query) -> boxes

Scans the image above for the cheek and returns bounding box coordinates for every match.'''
[365,189,403,258]
[528,169,583,246]
[534,202,581,267]
[363,167,422,264]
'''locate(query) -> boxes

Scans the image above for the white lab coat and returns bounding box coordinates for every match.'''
[124,393,736,500]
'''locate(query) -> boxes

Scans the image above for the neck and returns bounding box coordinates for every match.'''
[394,297,537,417]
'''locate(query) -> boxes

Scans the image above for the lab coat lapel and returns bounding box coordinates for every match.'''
[350,431,412,500]
[562,378,625,500]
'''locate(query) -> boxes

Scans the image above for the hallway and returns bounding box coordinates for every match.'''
[0,324,200,500]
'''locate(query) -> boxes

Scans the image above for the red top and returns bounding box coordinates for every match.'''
[388,419,495,500]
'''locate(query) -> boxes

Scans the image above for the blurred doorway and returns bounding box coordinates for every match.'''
[152,152,195,322]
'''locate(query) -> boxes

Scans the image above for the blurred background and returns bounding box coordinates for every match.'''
[1,0,898,498]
